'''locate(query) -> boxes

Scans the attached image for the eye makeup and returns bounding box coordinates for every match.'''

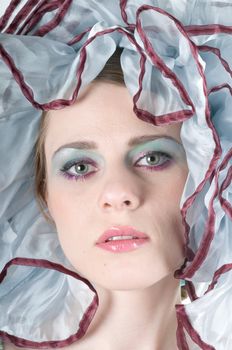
[127,137,186,164]
[51,149,104,177]
[51,137,186,181]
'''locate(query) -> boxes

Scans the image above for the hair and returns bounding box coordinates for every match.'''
[34,46,187,299]
[34,47,124,216]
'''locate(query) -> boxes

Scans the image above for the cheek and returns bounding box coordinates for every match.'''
[47,183,87,224]
[150,169,187,259]
[46,187,86,268]
[46,183,92,253]
[151,167,187,216]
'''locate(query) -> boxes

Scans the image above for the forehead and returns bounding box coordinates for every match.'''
[44,82,182,151]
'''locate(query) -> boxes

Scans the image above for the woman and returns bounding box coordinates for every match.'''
[0,1,231,349]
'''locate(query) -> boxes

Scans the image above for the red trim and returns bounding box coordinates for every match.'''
[34,0,73,37]
[219,164,232,219]
[130,36,194,125]
[0,257,96,293]
[209,83,232,95]
[17,0,62,35]
[131,45,146,114]
[176,304,216,349]
[0,0,21,31]
[68,27,91,46]
[181,167,220,278]
[0,258,99,348]
[134,5,223,280]
[179,112,221,279]
[179,142,230,279]
[135,6,195,115]
[206,264,232,293]
[0,6,223,280]
[0,295,98,348]
[199,45,232,78]
[133,108,193,125]
[0,26,153,111]
[220,196,232,219]
[5,0,42,34]
[119,0,129,25]
[0,44,42,109]
[185,24,232,36]
[0,6,231,348]
[126,24,135,31]
[176,321,189,350]
[218,148,232,172]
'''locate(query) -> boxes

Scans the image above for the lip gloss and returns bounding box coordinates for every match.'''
[96,238,149,253]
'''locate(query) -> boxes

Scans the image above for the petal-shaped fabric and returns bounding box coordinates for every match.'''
[0,1,231,349]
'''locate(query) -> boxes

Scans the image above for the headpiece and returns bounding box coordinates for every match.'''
[0,1,231,349]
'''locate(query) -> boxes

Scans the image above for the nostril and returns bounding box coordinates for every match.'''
[103,203,111,208]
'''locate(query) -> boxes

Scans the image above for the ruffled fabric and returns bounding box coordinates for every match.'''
[0,1,231,349]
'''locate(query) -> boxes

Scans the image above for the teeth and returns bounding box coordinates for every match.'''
[107,235,137,242]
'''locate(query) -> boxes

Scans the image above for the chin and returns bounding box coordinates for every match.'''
[88,269,171,291]
[67,252,181,291]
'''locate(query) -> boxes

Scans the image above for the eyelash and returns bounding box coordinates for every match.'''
[59,151,172,182]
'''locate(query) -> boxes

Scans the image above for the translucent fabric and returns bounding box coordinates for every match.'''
[0,1,231,349]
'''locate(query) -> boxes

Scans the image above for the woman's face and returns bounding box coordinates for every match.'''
[45,82,189,290]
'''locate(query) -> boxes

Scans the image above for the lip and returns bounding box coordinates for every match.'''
[95,226,150,253]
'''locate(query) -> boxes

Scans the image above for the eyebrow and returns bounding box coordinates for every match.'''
[53,135,180,155]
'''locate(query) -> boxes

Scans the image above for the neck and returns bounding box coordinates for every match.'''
[77,275,181,350]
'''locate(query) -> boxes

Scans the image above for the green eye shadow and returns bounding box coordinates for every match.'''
[51,149,104,175]
[127,138,186,163]
[51,137,186,176]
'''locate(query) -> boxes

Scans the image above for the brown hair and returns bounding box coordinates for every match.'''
[34,47,125,217]
[34,47,188,300]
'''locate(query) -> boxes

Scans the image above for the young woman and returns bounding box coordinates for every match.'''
[0,1,231,349]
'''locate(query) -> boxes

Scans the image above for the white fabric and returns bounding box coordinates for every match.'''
[0,1,231,349]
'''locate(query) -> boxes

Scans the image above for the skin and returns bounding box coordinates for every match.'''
[5,82,189,350]
[45,82,188,289]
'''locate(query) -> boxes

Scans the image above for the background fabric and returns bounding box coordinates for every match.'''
[0,1,231,349]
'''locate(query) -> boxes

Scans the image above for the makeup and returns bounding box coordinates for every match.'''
[96,238,149,253]
[127,137,186,164]
[51,148,104,178]
[95,226,150,253]
[51,137,186,181]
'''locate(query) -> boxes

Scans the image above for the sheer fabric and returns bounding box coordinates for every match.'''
[0,1,231,349]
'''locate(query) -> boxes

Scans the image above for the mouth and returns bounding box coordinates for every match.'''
[105,235,140,242]
[95,226,150,253]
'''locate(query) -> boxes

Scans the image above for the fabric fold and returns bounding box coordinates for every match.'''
[0,1,231,348]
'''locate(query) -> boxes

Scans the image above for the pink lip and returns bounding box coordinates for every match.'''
[95,226,150,253]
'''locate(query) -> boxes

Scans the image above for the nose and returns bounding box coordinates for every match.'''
[98,172,143,212]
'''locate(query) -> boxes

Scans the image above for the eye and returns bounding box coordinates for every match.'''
[135,151,172,170]
[60,159,98,181]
